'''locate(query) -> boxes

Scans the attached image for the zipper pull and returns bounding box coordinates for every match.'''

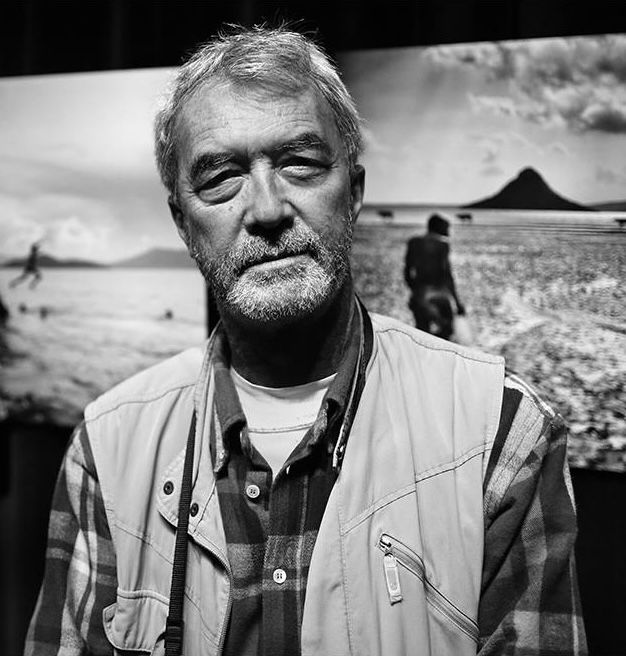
[383,550,403,605]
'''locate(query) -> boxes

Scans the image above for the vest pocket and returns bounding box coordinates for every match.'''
[377,533,478,643]
[103,591,168,655]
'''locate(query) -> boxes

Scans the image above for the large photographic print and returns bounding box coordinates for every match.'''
[1,38,624,472]
[339,35,626,472]
[0,69,206,425]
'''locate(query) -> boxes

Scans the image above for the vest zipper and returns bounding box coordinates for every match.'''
[378,533,478,643]
[382,544,404,604]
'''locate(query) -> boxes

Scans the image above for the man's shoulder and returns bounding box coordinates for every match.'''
[370,312,503,367]
[85,344,206,423]
[502,370,560,423]
[495,369,565,464]
[484,370,568,516]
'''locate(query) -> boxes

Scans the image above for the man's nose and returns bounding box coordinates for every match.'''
[244,169,291,230]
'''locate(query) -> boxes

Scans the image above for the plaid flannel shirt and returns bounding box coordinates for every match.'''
[25,337,586,655]
[208,316,364,656]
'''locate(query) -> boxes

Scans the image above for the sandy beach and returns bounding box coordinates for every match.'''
[352,219,626,472]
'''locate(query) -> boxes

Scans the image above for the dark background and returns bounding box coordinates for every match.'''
[4,0,626,76]
[2,1,625,654]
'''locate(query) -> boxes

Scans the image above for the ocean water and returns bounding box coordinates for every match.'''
[0,268,207,425]
[358,206,626,234]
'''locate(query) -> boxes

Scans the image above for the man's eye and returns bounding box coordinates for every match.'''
[282,158,326,179]
[204,170,241,187]
[196,171,242,202]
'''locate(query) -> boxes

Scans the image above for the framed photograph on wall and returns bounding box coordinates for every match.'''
[0,68,207,426]
[1,35,624,471]
[337,34,626,472]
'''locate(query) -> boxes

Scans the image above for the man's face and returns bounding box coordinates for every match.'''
[169,81,364,328]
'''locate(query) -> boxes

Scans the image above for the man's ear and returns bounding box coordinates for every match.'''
[168,196,190,246]
[350,165,365,224]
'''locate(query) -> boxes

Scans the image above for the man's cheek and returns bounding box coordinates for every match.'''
[189,223,217,250]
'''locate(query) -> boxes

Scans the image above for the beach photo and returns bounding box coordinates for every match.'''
[0,68,207,426]
[338,34,626,472]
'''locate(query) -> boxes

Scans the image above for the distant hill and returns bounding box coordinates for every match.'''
[2,253,105,268]
[113,248,195,268]
[592,200,626,212]
[464,167,595,212]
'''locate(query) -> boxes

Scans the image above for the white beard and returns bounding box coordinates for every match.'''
[188,215,353,324]
[225,255,336,322]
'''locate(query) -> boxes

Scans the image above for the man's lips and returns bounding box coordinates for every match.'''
[239,250,311,272]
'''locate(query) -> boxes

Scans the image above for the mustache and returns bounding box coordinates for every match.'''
[230,230,321,273]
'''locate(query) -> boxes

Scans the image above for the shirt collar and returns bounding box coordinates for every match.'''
[210,298,364,474]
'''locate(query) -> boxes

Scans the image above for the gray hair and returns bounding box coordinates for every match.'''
[154,24,363,198]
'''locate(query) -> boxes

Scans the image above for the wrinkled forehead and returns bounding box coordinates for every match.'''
[173,77,343,154]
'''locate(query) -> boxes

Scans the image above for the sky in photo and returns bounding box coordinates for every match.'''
[338,34,626,205]
[1,34,625,262]
[0,67,177,262]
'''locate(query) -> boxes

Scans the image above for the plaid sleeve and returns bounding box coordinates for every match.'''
[24,422,116,656]
[478,374,587,655]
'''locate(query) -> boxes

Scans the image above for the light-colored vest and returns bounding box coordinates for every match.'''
[85,313,504,655]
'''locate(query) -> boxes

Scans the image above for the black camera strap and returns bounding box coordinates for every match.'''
[164,411,197,656]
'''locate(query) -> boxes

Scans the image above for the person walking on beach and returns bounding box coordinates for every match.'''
[9,242,42,289]
[404,213,465,339]
[27,25,585,656]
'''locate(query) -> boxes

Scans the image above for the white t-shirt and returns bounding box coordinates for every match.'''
[230,367,336,476]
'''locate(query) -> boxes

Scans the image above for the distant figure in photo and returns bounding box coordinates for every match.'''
[9,242,43,289]
[404,213,465,340]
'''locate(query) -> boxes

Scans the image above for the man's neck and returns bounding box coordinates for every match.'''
[220,284,356,388]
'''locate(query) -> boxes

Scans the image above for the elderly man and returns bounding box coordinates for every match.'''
[26,26,586,656]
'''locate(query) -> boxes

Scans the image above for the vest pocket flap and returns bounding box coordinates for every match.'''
[377,532,478,643]
[103,592,168,653]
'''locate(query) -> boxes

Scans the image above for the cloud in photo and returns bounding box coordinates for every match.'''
[0,155,177,261]
[481,163,505,177]
[595,164,626,185]
[548,141,569,156]
[0,68,183,261]
[428,35,626,135]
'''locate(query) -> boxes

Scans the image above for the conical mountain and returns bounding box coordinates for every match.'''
[464,167,594,211]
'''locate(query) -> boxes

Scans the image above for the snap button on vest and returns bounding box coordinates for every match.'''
[163,480,174,495]
[190,502,199,516]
